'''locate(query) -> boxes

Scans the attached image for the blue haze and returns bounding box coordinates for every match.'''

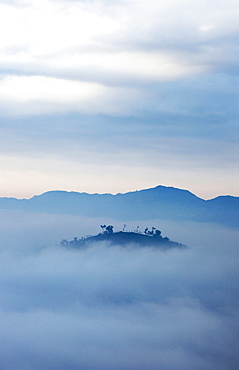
[0,214,238,370]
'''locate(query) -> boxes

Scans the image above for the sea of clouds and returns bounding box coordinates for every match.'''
[0,212,238,369]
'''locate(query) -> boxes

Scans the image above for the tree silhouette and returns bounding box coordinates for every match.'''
[155,229,162,237]
[144,226,159,235]
[100,225,106,233]
[105,225,114,234]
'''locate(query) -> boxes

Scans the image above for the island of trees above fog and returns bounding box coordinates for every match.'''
[60,225,186,249]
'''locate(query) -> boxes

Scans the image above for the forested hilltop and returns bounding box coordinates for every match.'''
[61,225,186,249]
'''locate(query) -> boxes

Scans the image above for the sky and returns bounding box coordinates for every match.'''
[0,0,238,199]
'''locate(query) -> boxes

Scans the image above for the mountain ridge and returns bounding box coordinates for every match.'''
[0,185,236,201]
[0,185,238,228]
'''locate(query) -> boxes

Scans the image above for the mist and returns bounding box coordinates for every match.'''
[0,213,239,369]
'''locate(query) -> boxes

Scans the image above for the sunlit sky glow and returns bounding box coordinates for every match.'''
[0,0,238,199]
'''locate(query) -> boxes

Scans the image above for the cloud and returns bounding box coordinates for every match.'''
[0,0,238,198]
[0,217,238,369]
[0,75,108,115]
[0,0,239,116]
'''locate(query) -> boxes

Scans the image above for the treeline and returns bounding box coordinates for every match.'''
[60,224,170,247]
[100,224,163,236]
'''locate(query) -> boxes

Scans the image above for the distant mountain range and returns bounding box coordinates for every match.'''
[0,185,238,228]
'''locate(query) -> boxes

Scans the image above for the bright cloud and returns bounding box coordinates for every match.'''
[0,75,107,114]
[0,0,120,53]
[0,75,105,102]
[0,74,146,115]
[0,0,238,115]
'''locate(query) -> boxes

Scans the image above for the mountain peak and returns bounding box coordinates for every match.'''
[0,185,237,227]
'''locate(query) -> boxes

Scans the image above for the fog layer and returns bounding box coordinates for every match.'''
[0,214,238,369]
